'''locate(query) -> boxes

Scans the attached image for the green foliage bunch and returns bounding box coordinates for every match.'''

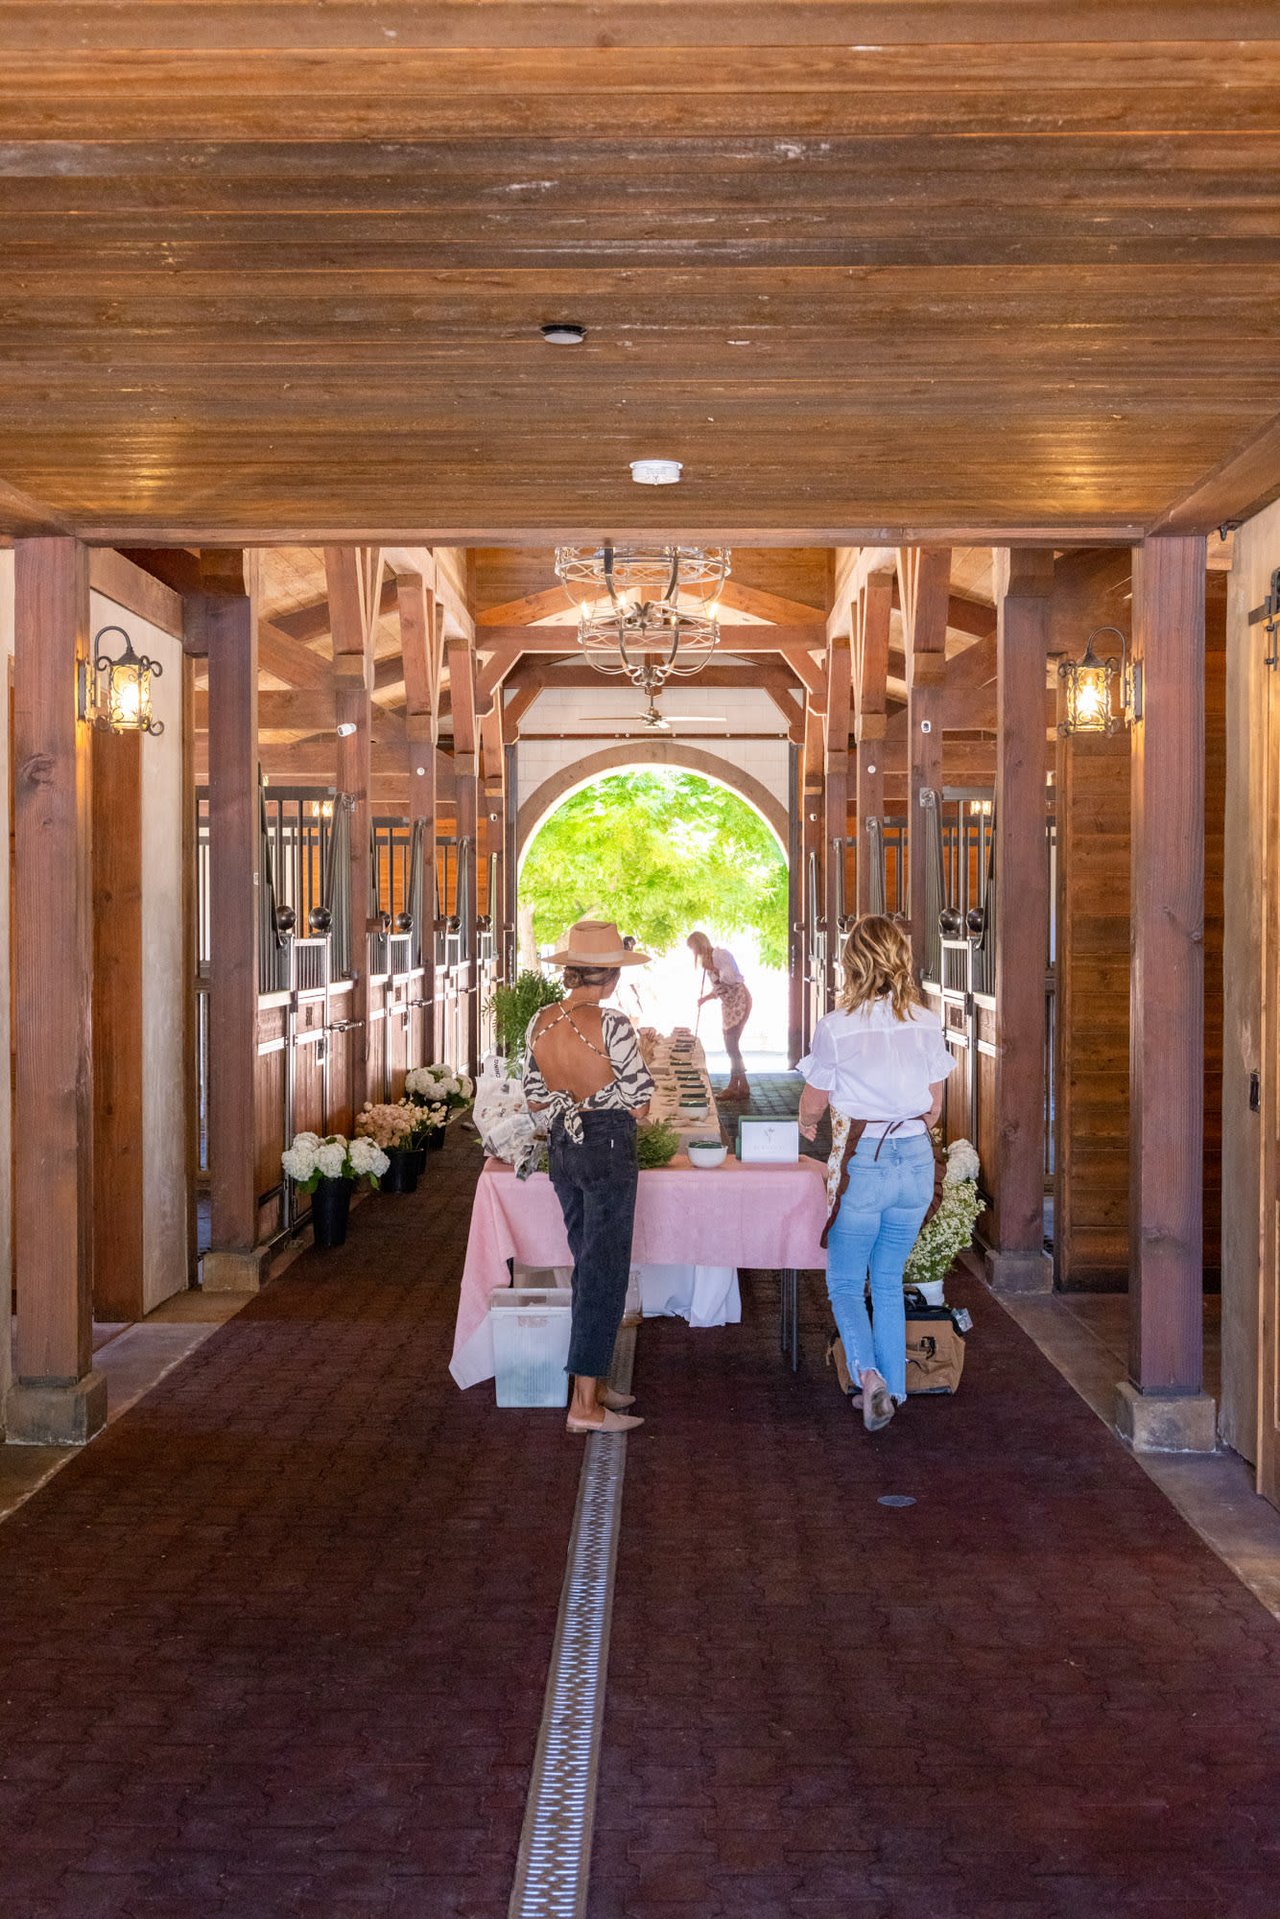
[520,771,788,969]
[636,1119,681,1168]
[490,970,565,1068]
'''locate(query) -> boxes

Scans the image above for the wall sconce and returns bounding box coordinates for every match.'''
[79,624,164,736]
[1057,625,1141,736]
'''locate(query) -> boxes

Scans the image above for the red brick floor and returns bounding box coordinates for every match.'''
[0,1130,580,1919]
[596,1270,1280,1919]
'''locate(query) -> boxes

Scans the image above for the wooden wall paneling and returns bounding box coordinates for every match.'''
[7,537,105,1442]
[1203,575,1228,1286]
[197,561,263,1290]
[897,547,950,977]
[1118,533,1216,1452]
[326,545,380,1111]
[253,1001,286,1243]
[1053,723,1132,1291]
[91,729,144,1321]
[1260,550,1280,1506]
[326,982,355,1138]
[853,567,893,916]
[985,546,1054,1294]
[292,996,326,1138]
[181,650,199,1286]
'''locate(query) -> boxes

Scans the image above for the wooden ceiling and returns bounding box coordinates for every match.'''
[2,5,1280,545]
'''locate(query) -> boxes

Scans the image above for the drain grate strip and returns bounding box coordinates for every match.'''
[508,1325,635,1919]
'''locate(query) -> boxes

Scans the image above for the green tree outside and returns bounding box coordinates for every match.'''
[519,770,788,968]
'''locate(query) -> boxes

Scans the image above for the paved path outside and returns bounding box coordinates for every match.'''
[0,1129,579,1919]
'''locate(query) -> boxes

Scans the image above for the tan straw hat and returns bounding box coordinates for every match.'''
[545,917,650,968]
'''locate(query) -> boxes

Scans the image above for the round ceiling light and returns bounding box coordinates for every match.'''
[541,322,586,345]
[630,458,683,486]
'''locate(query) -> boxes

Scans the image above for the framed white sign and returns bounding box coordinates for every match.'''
[736,1118,800,1164]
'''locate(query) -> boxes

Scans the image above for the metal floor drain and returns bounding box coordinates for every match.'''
[878,1494,917,1508]
[508,1326,635,1919]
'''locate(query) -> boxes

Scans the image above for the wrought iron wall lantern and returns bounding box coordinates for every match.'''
[1058,624,1141,736]
[554,544,730,693]
[78,624,164,737]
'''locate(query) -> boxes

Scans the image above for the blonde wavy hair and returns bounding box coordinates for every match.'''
[837,915,922,1021]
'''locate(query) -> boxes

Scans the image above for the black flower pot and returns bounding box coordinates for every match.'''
[311,1174,352,1249]
[425,1127,447,1153]
[408,1145,428,1178]
[381,1147,420,1194]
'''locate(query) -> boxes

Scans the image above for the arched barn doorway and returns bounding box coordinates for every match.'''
[516,749,790,1074]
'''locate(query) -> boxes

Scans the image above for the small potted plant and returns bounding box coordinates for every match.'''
[356,1101,422,1192]
[281,1131,389,1249]
[487,972,564,1071]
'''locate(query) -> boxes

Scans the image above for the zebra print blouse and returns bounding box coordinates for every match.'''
[522,1007,655,1146]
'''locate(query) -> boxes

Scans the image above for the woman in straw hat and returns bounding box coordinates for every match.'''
[523,919,655,1433]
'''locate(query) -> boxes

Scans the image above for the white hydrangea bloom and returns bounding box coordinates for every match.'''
[349,1135,390,1177]
[315,1139,347,1180]
[945,1138,981,1185]
[281,1139,318,1183]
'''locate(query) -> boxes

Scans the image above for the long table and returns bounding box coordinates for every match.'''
[451,1154,829,1388]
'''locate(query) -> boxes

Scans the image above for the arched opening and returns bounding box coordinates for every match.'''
[517,765,791,1073]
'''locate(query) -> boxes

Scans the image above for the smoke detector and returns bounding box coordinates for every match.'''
[630,458,683,486]
[541,322,585,345]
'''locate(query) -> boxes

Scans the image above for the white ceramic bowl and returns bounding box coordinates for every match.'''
[687,1139,727,1170]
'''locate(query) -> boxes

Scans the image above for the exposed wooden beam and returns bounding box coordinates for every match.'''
[89,548,185,640]
[718,579,827,625]
[477,585,568,627]
[1150,405,1280,537]
[326,545,381,1110]
[898,546,951,973]
[0,476,71,539]
[272,574,397,646]
[853,566,893,914]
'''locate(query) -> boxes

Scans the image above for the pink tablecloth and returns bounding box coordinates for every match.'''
[450,1155,829,1387]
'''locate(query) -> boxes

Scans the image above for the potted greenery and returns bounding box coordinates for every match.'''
[405,1064,475,1148]
[281,1131,389,1248]
[487,972,564,1072]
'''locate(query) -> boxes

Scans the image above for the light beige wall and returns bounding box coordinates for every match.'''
[1220,500,1280,1460]
[90,594,188,1314]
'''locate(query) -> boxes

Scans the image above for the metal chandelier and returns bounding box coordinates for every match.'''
[554,544,731,693]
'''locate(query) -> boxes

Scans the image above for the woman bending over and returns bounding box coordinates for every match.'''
[687,929,752,1102]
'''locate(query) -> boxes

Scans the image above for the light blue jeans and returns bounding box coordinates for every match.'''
[825,1133,936,1402]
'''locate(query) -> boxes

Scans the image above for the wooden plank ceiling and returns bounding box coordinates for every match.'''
[2,3,1279,544]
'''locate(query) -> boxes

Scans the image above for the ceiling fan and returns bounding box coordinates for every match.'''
[594,695,728,733]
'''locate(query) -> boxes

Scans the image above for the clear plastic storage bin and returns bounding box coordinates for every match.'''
[490,1288,573,1407]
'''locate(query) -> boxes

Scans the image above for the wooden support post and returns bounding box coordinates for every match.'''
[801,698,827,1052]
[198,565,263,1292]
[787,740,804,1068]
[1117,534,1216,1451]
[91,731,145,1321]
[853,568,893,916]
[326,547,381,1111]
[8,538,105,1442]
[898,548,950,977]
[395,570,441,1064]
[823,626,852,1005]
[448,635,480,1076]
[985,548,1054,1295]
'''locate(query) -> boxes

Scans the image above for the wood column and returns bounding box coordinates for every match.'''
[395,570,440,1063]
[853,568,892,916]
[985,547,1053,1294]
[447,635,480,1076]
[898,548,950,977]
[91,730,145,1321]
[786,741,804,1067]
[1117,534,1216,1451]
[823,626,852,1002]
[199,568,263,1291]
[8,537,105,1442]
[326,547,381,1111]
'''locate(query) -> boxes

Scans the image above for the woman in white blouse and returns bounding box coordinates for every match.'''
[797,916,956,1432]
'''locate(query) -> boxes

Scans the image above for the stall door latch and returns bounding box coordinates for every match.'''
[1247,566,1280,669]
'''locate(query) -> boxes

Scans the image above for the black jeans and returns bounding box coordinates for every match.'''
[548,1110,639,1378]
